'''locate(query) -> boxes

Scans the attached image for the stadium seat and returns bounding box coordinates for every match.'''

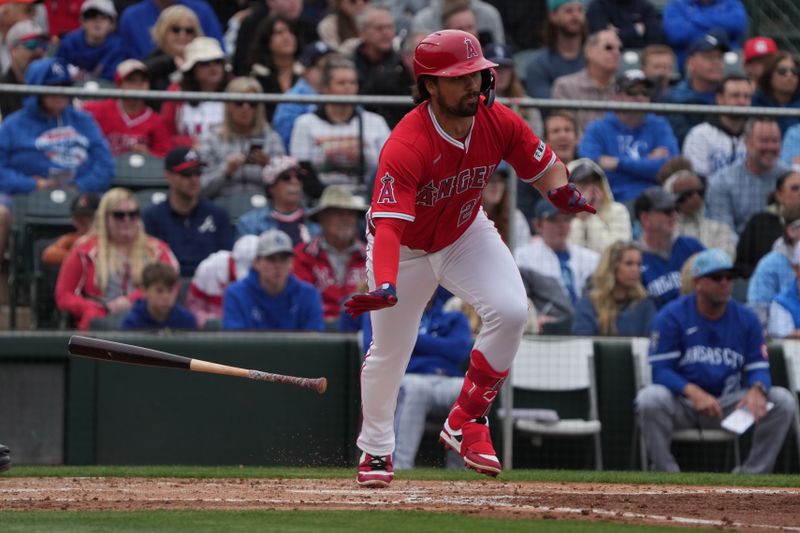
[505,337,603,470]
[135,188,168,212]
[213,191,268,224]
[631,338,741,471]
[9,189,77,329]
[113,153,166,190]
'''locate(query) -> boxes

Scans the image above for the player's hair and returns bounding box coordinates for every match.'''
[219,77,267,139]
[150,5,203,51]
[641,44,675,68]
[92,188,150,293]
[413,75,433,104]
[590,241,648,335]
[141,262,179,289]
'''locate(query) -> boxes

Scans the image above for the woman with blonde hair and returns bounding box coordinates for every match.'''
[144,5,203,94]
[55,188,179,330]
[572,241,656,336]
[198,76,286,199]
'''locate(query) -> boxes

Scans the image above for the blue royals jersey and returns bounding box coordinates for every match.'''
[641,236,704,308]
[648,294,772,397]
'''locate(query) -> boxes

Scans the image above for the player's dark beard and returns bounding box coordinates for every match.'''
[437,92,480,117]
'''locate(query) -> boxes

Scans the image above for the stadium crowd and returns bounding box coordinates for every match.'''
[0,0,799,475]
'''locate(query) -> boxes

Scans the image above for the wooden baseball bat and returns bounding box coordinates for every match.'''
[67,335,327,394]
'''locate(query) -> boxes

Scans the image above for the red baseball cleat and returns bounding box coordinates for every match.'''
[440,417,501,477]
[356,452,393,488]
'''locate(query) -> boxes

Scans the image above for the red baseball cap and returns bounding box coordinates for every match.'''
[743,37,778,63]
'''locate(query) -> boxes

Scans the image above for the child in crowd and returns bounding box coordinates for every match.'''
[56,0,124,82]
[120,262,197,330]
[82,59,172,157]
[42,192,100,266]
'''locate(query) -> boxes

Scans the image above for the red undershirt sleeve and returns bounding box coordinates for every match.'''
[371,217,407,287]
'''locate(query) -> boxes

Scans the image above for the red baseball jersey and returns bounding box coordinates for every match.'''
[369,99,557,252]
[82,99,172,158]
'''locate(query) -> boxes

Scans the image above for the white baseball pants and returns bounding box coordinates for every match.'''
[358,210,529,456]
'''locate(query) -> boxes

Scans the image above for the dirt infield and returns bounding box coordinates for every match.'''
[2,477,800,531]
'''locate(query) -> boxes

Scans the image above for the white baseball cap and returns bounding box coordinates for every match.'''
[232,234,258,279]
[81,0,117,19]
[180,37,225,73]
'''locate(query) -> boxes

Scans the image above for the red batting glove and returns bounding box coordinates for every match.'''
[547,182,596,214]
[345,283,398,318]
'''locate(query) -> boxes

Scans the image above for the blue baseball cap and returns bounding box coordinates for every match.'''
[534,200,563,220]
[483,43,514,67]
[687,30,730,57]
[691,249,737,279]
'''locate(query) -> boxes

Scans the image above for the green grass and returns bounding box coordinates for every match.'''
[0,510,719,533]
[5,465,800,487]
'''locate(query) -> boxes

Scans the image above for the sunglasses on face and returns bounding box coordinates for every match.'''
[675,188,705,203]
[263,252,293,262]
[655,207,676,215]
[276,171,300,182]
[82,9,109,20]
[775,66,800,77]
[19,39,47,51]
[110,210,140,221]
[706,272,735,282]
[178,169,202,178]
[787,184,800,192]
[169,25,197,36]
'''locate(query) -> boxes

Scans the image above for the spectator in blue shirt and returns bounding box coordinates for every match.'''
[121,262,197,330]
[658,31,729,144]
[579,70,679,202]
[635,187,704,308]
[662,0,747,72]
[142,147,235,277]
[636,248,796,473]
[118,0,224,60]
[56,0,125,82]
[223,229,324,331]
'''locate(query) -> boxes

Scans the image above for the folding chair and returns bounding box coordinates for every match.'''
[509,337,603,470]
[779,340,800,466]
[112,153,166,190]
[631,337,741,471]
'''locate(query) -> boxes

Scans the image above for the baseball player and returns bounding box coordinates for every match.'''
[345,30,596,488]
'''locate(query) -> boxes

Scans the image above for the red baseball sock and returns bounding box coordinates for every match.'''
[447,349,508,430]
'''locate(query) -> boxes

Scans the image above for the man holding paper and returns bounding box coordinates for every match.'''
[636,248,797,473]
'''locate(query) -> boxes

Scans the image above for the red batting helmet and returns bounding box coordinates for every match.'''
[413,30,498,80]
[413,30,499,107]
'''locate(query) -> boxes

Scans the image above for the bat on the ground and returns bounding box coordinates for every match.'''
[67,335,327,394]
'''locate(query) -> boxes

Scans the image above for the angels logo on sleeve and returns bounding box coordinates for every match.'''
[376,173,397,205]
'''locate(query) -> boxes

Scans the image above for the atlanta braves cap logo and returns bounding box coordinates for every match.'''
[464,37,478,59]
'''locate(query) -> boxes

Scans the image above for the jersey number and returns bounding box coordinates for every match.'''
[457,199,477,227]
